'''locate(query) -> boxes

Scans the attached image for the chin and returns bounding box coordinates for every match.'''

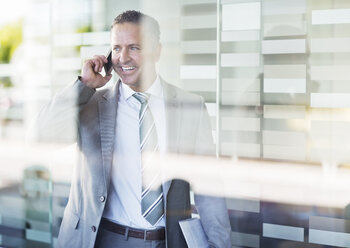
[118,76,133,84]
[122,79,140,88]
[121,77,136,85]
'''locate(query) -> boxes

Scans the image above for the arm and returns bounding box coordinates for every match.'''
[194,99,232,248]
[194,195,231,248]
[30,79,96,143]
[28,55,112,143]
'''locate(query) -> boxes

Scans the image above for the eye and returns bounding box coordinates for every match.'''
[114,47,120,52]
[130,46,140,51]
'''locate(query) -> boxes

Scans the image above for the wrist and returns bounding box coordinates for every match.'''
[78,76,95,89]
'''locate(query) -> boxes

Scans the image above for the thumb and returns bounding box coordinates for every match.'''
[103,74,113,83]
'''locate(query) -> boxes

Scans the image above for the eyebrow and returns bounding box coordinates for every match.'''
[112,44,141,47]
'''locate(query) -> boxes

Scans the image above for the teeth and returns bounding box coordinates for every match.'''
[122,66,135,71]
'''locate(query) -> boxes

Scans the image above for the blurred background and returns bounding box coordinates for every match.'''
[2,0,350,247]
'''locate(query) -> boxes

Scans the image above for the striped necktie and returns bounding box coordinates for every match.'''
[133,92,164,226]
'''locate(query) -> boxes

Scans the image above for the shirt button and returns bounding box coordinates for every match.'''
[91,226,96,232]
[99,196,105,202]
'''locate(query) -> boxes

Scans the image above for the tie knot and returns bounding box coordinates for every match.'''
[133,92,149,104]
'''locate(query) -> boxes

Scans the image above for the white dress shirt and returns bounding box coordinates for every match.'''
[103,76,166,229]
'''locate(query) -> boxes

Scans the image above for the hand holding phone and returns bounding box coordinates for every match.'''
[80,51,113,89]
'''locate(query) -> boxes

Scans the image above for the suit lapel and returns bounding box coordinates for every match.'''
[161,80,183,206]
[98,81,119,190]
[162,81,193,247]
[163,80,182,154]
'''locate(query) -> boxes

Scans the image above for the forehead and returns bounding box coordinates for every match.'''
[111,23,141,44]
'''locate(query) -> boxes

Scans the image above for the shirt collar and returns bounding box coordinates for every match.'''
[121,75,162,101]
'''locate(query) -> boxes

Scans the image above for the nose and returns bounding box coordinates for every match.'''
[119,48,130,64]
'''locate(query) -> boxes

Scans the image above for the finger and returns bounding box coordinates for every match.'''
[97,57,106,72]
[92,58,102,73]
[93,55,105,72]
[93,55,107,65]
[105,74,112,80]
[84,60,97,75]
[95,55,107,62]
[102,56,108,64]
[98,57,108,72]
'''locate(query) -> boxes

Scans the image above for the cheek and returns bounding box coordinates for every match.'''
[141,52,157,64]
[111,55,118,64]
[132,54,143,65]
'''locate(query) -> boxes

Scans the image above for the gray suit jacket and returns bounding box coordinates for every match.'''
[36,78,231,248]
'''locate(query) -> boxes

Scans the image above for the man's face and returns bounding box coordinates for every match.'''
[110,22,160,91]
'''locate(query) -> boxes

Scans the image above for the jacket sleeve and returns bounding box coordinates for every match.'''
[27,78,96,143]
[193,98,232,248]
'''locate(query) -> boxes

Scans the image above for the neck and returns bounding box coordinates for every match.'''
[131,71,157,92]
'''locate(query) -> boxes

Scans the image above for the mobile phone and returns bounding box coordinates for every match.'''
[103,50,113,75]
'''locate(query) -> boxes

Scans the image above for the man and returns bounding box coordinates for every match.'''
[37,10,231,248]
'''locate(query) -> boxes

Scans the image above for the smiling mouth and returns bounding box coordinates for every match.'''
[121,66,136,72]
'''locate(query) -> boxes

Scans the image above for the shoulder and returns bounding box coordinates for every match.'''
[80,82,117,117]
[161,79,204,105]
[88,82,118,103]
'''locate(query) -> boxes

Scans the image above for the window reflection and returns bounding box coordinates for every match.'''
[1,0,350,247]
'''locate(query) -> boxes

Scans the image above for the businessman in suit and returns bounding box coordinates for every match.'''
[37,10,231,248]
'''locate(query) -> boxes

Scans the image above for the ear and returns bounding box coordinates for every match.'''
[154,43,162,62]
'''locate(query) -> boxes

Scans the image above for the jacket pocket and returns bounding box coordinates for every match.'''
[57,211,81,248]
[65,210,80,229]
